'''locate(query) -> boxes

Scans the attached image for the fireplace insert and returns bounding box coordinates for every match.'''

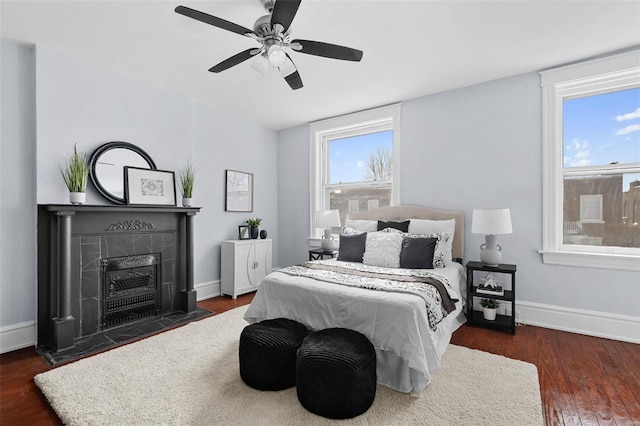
[101,254,161,329]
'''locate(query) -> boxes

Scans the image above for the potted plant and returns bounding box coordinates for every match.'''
[179,161,196,207]
[60,144,89,205]
[246,218,261,239]
[480,298,500,321]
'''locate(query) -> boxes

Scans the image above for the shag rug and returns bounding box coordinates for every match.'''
[35,306,544,425]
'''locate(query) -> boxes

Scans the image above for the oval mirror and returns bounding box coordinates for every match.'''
[89,142,156,204]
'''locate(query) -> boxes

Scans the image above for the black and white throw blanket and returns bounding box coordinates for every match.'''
[279,260,459,331]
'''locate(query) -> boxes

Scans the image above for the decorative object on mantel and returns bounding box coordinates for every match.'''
[260,229,268,239]
[124,167,177,206]
[89,141,156,205]
[315,209,341,250]
[225,170,253,212]
[179,161,196,207]
[471,208,513,266]
[480,298,500,321]
[60,144,89,205]
[246,218,262,239]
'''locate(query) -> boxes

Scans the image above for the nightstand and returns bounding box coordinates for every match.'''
[466,261,516,335]
[308,248,338,261]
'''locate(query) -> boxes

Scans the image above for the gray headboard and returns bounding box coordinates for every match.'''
[347,205,465,260]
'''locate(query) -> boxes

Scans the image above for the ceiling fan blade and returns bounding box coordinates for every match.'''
[291,39,363,62]
[209,49,259,73]
[175,5,255,37]
[270,0,301,32]
[280,54,303,90]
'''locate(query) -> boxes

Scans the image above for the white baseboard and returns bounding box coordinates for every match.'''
[195,279,220,301]
[0,321,36,354]
[517,301,640,344]
[3,292,635,355]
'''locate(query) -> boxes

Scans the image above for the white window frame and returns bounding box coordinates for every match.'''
[309,104,401,240]
[540,50,640,271]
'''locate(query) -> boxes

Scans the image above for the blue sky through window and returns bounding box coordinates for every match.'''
[563,87,640,189]
[329,130,393,184]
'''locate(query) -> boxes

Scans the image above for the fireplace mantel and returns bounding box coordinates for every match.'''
[37,204,200,351]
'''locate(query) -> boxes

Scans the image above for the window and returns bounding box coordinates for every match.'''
[541,50,640,270]
[579,194,603,223]
[310,104,401,238]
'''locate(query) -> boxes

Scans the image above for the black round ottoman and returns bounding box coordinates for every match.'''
[296,328,376,419]
[239,318,308,391]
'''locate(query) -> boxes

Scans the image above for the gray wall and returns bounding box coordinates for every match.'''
[0,40,278,338]
[0,41,37,328]
[277,73,639,318]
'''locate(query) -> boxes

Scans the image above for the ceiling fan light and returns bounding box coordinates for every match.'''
[251,56,269,75]
[268,44,287,67]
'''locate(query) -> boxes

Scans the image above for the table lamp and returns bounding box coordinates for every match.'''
[315,210,341,250]
[472,208,513,266]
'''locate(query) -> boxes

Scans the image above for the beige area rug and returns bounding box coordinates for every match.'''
[35,306,544,425]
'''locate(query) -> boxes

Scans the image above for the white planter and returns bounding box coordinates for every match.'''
[482,307,498,321]
[70,192,86,205]
[182,197,192,207]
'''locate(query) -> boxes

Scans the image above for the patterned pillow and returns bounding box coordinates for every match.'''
[408,219,455,261]
[341,225,362,235]
[362,231,403,268]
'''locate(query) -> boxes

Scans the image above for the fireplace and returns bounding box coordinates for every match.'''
[37,205,200,353]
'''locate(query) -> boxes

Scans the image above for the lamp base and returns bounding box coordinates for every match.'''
[480,247,502,266]
[320,238,335,250]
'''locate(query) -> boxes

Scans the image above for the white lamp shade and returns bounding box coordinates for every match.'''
[471,208,513,235]
[315,210,341,229]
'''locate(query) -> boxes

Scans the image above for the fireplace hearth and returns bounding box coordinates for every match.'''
[37,205,201,357]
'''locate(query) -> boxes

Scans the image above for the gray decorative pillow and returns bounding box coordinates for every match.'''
[377,220,410,232]
[337,232,367,263]
[404,232,451,268]
[362,231,403,268]
[399,237,437,269]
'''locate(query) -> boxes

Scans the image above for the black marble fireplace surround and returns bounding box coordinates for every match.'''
[37,205,202,363]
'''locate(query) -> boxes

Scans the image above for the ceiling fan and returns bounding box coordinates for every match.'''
[175,0,363,90]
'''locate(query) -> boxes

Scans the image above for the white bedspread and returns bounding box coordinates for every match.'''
[243,261,467,394]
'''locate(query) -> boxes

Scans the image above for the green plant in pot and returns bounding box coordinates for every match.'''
[60,144,89,205]
[480,298,500,321]
[179,161,196,207]
[246,218,261,239]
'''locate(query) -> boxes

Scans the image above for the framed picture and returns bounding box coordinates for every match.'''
[225,170,253,212]
[238,225,250,240]
[124,166,177,206]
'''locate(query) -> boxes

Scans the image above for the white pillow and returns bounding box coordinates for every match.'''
[345,219,378,232]
[408,219,455,260]
[362,231,403,268]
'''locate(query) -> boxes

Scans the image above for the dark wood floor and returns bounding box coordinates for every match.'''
[1,293,638,425]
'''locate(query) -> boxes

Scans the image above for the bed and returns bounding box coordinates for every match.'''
[243,205,466,394]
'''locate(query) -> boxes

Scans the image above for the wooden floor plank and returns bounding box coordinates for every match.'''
[1,293,639,425]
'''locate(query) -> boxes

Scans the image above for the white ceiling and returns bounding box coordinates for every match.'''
[2,0,639,130]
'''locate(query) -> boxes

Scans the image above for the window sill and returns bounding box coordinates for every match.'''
[539,250,640,271]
